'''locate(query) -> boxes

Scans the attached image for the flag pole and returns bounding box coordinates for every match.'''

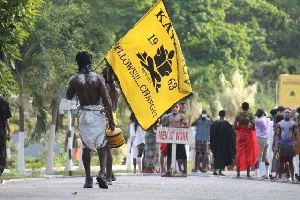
[93,57,105,71]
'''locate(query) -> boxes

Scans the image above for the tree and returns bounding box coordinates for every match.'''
[0,0,43,95]
[218,70,258,122]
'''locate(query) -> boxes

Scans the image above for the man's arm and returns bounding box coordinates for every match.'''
[181,114,189,128]
[162,115,169,127]
[232,115,239,130]
[273,125,281,152]
[190,118,199,126]
[293,123,299,152]
[5,119,11,141]
[99,77,115,131]
[66,77,76,100]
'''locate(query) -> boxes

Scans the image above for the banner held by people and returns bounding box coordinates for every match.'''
[105,0,192,130]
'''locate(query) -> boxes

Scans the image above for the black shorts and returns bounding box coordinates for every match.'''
[278,144,295,157]
[167,143,187,160]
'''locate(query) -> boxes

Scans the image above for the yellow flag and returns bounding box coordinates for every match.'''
[105,0,192,130]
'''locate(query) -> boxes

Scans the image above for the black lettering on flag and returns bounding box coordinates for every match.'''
[136,45,174,93]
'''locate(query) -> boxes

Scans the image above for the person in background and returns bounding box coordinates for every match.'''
[254,108,271,178]
[129,112,145,173]
[210,110,236,176]
[271,106,284,179]
[161,102,189,177]
[267,109,275,179]
[191,110,212,172]
[0,95,12,182]
[102,64,120,183]
[274,108,298,183]
[144,119,160,173]
[294,107,300,181]
[233,102,260,179]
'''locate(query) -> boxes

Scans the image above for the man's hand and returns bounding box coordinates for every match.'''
[109,121,116,131]
[293,147,298,154]
[272,146,278,153]
[7,132,12,142]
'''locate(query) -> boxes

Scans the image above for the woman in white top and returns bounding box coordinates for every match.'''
[129,112,145,173]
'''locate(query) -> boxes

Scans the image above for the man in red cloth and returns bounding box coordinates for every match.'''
[233,102,260,178]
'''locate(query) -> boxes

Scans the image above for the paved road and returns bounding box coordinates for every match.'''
[1,172,299,200]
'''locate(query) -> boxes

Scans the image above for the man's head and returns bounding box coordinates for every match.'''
[241,102,249,111]
[277,106,284,115]
[296,107,300,114]
[201,110,207,119]
[255,108,265,118]
[180,102,187,114]
[171,103,181,114]
[270,108,277,117]
[219,110,225,117]
[75,51,92,73]
[283,108,292,119]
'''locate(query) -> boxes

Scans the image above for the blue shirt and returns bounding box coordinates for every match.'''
[194,118,212,141]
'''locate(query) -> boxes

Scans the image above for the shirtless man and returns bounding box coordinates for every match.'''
[233,102,260,178]
[102,63,120,183]
[161,102,189,177]
[274,108,298,182]
[67,51,115,189]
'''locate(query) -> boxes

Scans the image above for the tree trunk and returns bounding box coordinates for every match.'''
[45,96,59,174]
[17,81,25,173]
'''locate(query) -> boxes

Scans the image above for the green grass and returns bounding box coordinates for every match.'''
[0,171,41,180]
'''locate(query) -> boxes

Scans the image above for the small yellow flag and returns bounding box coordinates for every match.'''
[105,0,192,130]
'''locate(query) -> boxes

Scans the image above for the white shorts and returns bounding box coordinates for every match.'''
[78,105,107,150]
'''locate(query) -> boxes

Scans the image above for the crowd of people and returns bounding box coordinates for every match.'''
[1,50,299,187]
[128,101,300,184]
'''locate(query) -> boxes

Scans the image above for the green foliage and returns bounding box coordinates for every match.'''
[255,92,276,115]
[25,157,45,169]
[0,0,43,61]
[0,67,17,97]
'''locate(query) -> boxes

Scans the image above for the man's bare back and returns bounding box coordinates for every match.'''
[66,71,115,130]
[233,102,254,130]
[67,72,108,106]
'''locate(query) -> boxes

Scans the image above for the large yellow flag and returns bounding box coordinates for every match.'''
[105,0,192,130]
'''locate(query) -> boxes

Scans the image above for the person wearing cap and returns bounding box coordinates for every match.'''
[274,108,298,182]
[233,102,260,179]
[67,51,115,189]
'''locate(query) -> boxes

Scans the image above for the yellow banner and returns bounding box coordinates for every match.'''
[278,74,300,109]
[105,0,192,130]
